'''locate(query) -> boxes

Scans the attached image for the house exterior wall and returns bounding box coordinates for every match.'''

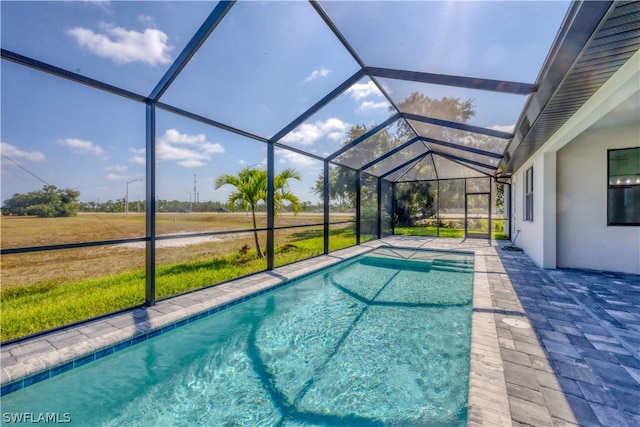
[513,123,639,274]
[511,153,556,269]
[510,50,639,274]
[556,125,640,274]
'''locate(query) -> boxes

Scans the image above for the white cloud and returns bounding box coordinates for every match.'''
[129,148,145,165]
[359,101,388,111]
[105,165,128,172]
[276,149,318,168]
[137,15,156,28]
[58,138,105,156]
[1,142,46,162]
[200,142,225,155]
[280,118,350,146]
[281,124,321,146]
[346,81,383,100]
[304,67,331,83]
[490,124,515,133]
[154,129,224,168]
[107,173,128,181]
[176,159,206,168]
[158,144,207,167]
[66,22,172,66]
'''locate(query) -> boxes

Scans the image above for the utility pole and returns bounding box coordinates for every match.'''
[194,174,197,206]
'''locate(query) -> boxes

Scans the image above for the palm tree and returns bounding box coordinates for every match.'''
[214,167,301,258]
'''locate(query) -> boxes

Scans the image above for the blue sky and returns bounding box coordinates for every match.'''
[1,0,569,205]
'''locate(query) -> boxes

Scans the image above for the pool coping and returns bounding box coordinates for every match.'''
[2,237,512,424]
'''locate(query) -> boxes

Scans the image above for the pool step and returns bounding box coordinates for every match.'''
[432,258,474,273]
[359,256,431,272]
[430,265,473,274]
[359,256,474,274]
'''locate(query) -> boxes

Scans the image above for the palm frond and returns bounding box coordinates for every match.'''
[215,166,302,217]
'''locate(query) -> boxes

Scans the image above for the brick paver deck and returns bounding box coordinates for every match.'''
[2,237,639,426]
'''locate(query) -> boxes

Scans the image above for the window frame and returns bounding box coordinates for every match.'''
[524,166,533,222]
[607,147,640,226]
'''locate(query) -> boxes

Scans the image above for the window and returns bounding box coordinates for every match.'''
[608,147,640,226]
[524,166,533,221]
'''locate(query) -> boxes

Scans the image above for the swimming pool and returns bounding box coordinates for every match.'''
[1,247,474,426]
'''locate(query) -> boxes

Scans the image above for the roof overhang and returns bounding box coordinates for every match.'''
[499,0,640,177]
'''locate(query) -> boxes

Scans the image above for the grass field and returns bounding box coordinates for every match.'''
[1,212,356,285]
[1,212,505,341]
[0,213,355,340]
[1,212,346,249]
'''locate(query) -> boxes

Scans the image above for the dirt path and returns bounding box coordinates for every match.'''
[118,232,253,249]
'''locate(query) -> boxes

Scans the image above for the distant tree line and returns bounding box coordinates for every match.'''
[79,199,232,213]
[1,185,80,217]
[2,185,325,217]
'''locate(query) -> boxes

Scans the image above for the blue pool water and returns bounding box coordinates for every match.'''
[2,248,474,426]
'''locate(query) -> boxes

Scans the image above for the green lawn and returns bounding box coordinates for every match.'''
[394,225,508,240]
[0,227,357,341]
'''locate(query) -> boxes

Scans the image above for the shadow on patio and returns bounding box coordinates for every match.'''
[491,244,640,426]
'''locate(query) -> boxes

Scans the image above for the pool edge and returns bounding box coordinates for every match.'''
[467,249,512,425]
[2,238,512,427]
